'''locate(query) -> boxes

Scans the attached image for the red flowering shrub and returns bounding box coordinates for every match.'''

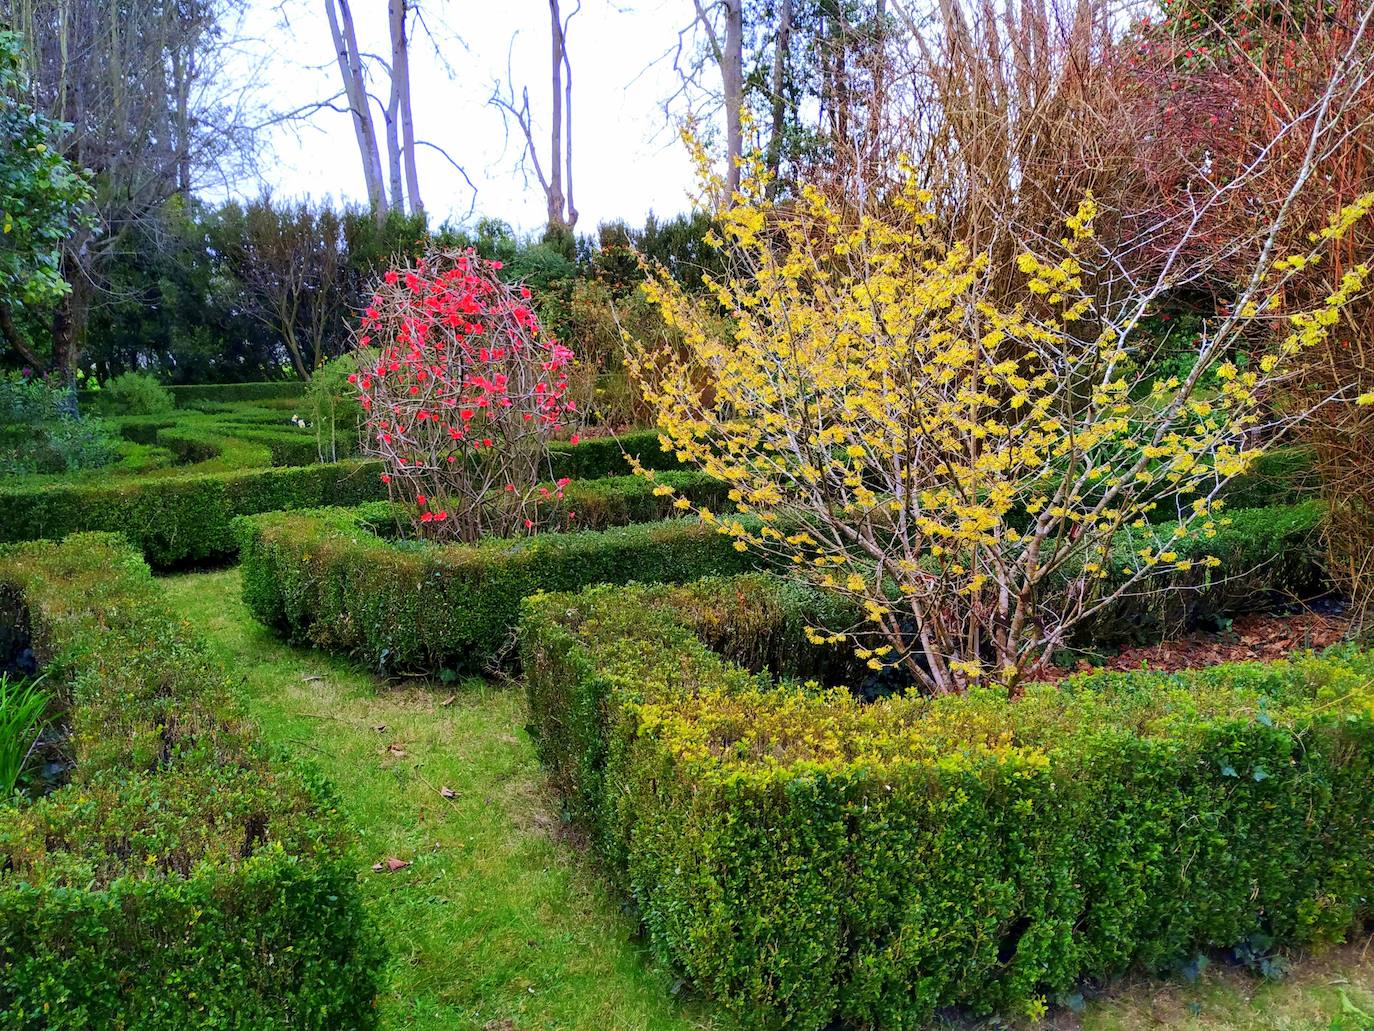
[352,248,582,542]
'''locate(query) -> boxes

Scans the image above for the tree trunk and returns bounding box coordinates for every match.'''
[562,14,576,230]
[390,0,423,214]
[766,0,794,189]
[325,0,388,222]
[548,0,567,232]
[722,0,744,196]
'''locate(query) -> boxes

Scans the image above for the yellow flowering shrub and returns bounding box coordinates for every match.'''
[627,154,1373,693]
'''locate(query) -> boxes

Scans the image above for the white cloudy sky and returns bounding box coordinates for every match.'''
[219,0,704,234]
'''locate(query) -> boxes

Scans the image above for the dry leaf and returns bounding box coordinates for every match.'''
[372,857,411,873]
[440,694,456,707]
[440,786,457,799]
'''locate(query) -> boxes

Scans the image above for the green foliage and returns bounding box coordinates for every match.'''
[0,457,386,568]
[302,351,371,461]
[0,673,48,797]
[93,370,173,415]
[520,573,1374,1029]
[0,370,117,476]
[0,534,381,1027]
[0,30,92,312]
[0,420,685,569]
[233,470,752,675]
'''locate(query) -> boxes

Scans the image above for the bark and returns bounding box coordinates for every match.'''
[765,0,794,188]
[694,0,744,196]
[722,1,744,195]
[325,0,388,221]
[0,304,46,373]
[390,0,423,214]
[548,0,568,231]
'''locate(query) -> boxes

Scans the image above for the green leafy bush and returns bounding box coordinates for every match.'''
[0,371,118,476]
[93,371,174,415]
[0,673,48,796]
[78,381,306,410]
[0,534,381,1027]
[0,425,685,568]
[302,351,372,461]
[234,472,751,674]
[520,573,1374,1029]
[235,495,1326,676]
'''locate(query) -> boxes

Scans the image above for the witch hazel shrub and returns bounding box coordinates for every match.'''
[352,248,583,542]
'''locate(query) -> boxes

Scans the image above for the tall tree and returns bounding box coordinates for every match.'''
[3,0,258,382]
[324,0,388,221]
[0,30,92,371]
[389,0,422,215]
[491,1,580,234]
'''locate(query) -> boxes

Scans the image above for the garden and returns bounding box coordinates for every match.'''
[3,0,1374,1029]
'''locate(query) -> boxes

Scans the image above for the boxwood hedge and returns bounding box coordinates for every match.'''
[235,492,1326,676]
[77,381,306,410]
[520,573,1374,1030]
[0,534,381,1029]
[0,426,681,569]
[234,471,755,674]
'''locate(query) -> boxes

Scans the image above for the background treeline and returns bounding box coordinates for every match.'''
[64,200,719,384]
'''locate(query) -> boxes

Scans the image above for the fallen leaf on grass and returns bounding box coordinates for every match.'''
[372,857,411,873]
[440,694,456,707]
[371,724,387,733]
[440,786,457,799]
[302,675,323,683]
[381,742,408,758]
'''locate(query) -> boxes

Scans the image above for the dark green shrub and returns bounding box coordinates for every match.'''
[0,460,388,568]
[0,423,687,568]
[235,496,1327,676]
[520,573,1374,1029]
[94,371,174,416]
[234,472,753,674]
[0,534,381,1027]
[0,371,118,476]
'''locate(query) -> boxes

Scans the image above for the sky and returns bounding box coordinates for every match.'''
[218,0,705,235]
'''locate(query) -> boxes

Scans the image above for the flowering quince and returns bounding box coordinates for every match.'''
[354,247,584,543]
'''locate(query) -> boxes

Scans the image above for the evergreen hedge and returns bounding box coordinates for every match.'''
[520,573,1374,1029]
[236,491,1325,675]
[0,425,680,569]
[234,472,751,674]
[0,534,381,1028]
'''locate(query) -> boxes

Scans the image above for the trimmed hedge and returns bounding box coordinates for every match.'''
[77,381,306,410]
[0,534,381,1028]
[234,472,755,674]
[235,495,1326,675]
[0,423,683,568]
[1,460,388,568]
[520,573,1374,1029]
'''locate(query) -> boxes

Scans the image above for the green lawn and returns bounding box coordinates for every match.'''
[162,569,1374,1031]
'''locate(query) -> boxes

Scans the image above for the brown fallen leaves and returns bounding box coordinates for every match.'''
[1042,611,1350,683]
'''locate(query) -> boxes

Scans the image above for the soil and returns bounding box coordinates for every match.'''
[1042,607,1352,682]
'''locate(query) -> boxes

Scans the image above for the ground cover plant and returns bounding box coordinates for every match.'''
[0,534,380,1027]
[521,572,1374,1029]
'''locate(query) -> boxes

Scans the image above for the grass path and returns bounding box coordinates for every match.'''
[164,568,713,1031]
[162,568,1374,1031]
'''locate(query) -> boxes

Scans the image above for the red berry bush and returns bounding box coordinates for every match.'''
[352,249,582,542]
